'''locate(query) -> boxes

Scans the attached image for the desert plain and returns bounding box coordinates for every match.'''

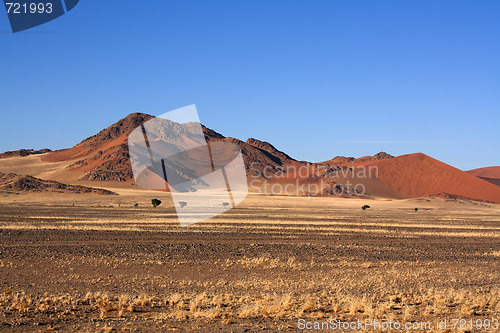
[0,187,499,332]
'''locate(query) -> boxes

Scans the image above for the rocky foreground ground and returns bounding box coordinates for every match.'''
[0,198,498,332]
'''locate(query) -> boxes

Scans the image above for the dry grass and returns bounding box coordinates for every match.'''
[487,250,500,257]
[1,286,498,322]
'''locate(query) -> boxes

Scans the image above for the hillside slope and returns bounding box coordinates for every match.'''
[0,172,116,195]
[358,153,500,203]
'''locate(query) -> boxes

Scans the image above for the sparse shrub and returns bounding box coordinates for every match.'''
[362,205,371,210]
[415,207,418,212]
[179,201,187,208]
[151,198,162,208]
[134,203,139,207]
[222,202,230,207]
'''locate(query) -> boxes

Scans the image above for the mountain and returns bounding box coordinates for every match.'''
[466,166,500,187]
[43,113,300,181]
[1,113,499,203]
[216,137,299,176]
[42,113,153,181]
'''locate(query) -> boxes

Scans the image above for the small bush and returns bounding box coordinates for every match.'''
[179,201,188,208]
[414,207,418,212]
[151,199,162,208]
[361,205,370,211]
[134,203,139,207]
[222,202,230,207]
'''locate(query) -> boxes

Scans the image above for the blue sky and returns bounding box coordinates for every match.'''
[1,0,498,170]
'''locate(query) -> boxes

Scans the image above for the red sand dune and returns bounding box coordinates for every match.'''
[466,166,500,179]
[355,153,500,203]
[466,166,500,188]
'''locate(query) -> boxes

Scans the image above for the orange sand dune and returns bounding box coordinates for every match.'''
[466,166,500,179]
[356,153,500,203]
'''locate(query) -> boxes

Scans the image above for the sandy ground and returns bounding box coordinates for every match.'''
[0,192,499,332]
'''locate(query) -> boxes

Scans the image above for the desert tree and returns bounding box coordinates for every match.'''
[151,198,162,208]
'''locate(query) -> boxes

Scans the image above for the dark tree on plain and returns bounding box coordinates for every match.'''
[151,198,162,208]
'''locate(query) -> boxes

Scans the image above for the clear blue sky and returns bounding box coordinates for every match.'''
[1,0,498,170]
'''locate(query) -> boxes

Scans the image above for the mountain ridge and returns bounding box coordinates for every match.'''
[1,113,499,203]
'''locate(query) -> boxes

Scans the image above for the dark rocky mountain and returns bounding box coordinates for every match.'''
[324,156,355,164]
[0,148,51,159]
[0,172,116,195]
[42,113,300,181]
[43,113,154,181]
[370,152,394,160]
